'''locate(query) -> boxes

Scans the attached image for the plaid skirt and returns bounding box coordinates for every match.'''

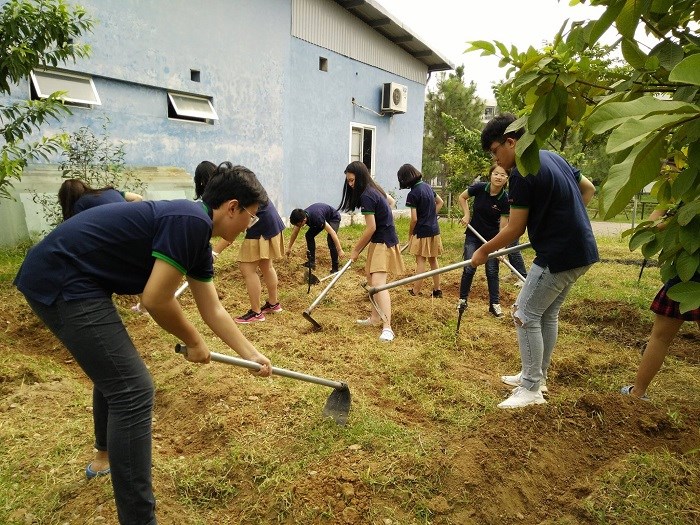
[650,278,700,321]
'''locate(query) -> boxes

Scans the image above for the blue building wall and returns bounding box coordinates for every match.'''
[5,0,292,211]
[285,38,425,210]
[2,0,427,225]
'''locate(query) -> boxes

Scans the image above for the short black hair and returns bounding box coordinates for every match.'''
[397,163,422,189]
[289,208,306,226]
[202,162,268,210]
[480,113,524,151]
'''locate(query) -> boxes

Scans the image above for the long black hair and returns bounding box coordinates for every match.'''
[338,161,387,212]
[58,179,114,221]
[194,160,217,199]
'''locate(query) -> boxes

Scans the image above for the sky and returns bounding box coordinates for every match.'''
[375,0,609,100]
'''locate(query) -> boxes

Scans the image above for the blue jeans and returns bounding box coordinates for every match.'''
[513,263,592,391]
[305,219,340,272]
[460,237,500,304]
[507,239,528,278]
[26,297,157,525]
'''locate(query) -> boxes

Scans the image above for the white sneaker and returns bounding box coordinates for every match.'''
[501,371,548,393]
[379,328,395,342]
[497,386,546,409]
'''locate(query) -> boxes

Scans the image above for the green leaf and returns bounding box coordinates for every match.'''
[505,116,528,135]
[529,94,551,134]
[600,133,666,218]
[465,40,496,55]
[644,55,660,71]
[616,0,642,39]
[518,142,542,176]
[673,86,699,102]
[667,281,700,313]
[679,218,700,254]
[642,237,661,258]
[587,96,698,135]
[588,2,626,44]
[677,200,700,226]
[672,166,698,201]
[621,38,647,70]
[669,54,700,86]
[629,229,656,251]
[652,40,685,71]
[676,250,700,281]
[607,113,696,154]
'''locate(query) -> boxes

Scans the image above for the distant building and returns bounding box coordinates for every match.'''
[482,98,497,124]
[0,0,453,242]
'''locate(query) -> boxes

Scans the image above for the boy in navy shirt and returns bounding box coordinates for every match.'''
[286,203,345,274]
[472,114,598,409]
[15,164,272,525]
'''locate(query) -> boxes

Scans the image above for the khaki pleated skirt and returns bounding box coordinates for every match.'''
[366,242,406,275]
[409,234,443,257]
[239,233,284,262]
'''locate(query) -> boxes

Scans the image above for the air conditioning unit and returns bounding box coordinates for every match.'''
[381,82,408,114]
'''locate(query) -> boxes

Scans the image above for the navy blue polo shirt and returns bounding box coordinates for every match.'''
[405,181,440,238]
[244,201,285,240]
[305,203,341,229]
[361,187,399,246]
[509,150,599,272]
[466,182,509,241]
[15,200,214,305]
[72,188,125,215]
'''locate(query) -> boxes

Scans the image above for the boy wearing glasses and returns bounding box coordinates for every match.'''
[472,113,598,409]
[14,164,272,525]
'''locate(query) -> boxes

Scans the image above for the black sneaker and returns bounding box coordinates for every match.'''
[457,299,467,311]
[432,289,443,298]
[301,261,316,269]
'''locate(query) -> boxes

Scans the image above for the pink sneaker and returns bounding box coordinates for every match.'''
[261,301,282,314]
[235,310,265,324]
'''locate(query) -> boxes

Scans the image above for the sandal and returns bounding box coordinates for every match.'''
[86,463,111,480]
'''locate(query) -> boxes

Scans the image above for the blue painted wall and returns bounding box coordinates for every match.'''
[2,0,426,221]
[285,38,425,211]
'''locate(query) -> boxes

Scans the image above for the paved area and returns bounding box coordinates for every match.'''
[590,221,632,236]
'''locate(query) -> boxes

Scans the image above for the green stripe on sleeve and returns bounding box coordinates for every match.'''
[152,251,187,274]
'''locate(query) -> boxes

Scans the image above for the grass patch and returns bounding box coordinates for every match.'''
[583,449,699,524]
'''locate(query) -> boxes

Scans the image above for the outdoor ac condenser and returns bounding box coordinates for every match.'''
[381,82,408,114]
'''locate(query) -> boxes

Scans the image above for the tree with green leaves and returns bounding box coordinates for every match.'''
[0,0,93,199]
[423,65,485,186]
[467,0,700,312]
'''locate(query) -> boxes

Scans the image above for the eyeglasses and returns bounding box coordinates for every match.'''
[489,140,506,159]
[240,206,259,228]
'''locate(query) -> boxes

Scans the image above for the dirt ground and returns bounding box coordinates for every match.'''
[1,240,699,524]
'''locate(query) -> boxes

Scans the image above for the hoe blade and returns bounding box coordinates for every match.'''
[322,385,351,426]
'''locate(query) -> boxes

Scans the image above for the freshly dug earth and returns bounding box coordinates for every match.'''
[0,231,698,525]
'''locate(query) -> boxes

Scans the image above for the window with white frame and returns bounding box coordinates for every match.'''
[30,69,101,107]
[167,93,218,124]
[349,123,376,176]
